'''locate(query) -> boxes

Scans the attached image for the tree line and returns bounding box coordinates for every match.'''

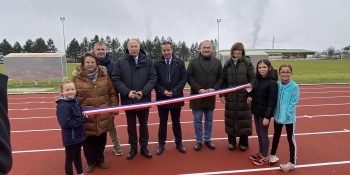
[0,35,218,62]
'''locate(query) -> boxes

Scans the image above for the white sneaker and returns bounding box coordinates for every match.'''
[280,162,295,172]
[269,155,279,164]
[113,146,123,156]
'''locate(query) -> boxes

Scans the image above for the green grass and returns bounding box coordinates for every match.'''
[271,60,350,84]
[1,60,349,93]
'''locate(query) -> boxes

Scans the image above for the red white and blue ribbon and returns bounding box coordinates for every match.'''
[83,84,251,116]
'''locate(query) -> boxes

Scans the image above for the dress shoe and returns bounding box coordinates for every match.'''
[205,141,216,150]
[97,162,108,169]
[126,147,137,160]
[156,144,165,155]
[194,142,202,151]
[140,146,153,159]
[86,164,95,173]
[176,144,187,153]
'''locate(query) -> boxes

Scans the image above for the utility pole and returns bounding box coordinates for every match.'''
[272,36,275,49]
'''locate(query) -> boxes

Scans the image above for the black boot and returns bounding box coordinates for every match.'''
[156,144,165,155]
[126,146,137,160]
[140,146,152,159]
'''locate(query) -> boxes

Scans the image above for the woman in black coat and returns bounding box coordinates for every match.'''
[221,42,255,151]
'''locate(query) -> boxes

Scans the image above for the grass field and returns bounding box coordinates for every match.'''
[1,60,349,93]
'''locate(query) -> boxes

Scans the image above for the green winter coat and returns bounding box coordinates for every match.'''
[187,55,223,110]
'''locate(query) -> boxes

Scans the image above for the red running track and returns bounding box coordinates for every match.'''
[7,84,350,175]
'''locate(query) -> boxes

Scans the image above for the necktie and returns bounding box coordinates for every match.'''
[166,60,171,83]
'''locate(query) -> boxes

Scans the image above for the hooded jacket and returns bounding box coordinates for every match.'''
[250,70,278,119]
[72,65,118,136]
[274,80,299,124]
[56,97,86,146]
[221,56,255,136]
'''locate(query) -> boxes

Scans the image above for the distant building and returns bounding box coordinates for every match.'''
[220,48,315,61]
[219,50,268,67]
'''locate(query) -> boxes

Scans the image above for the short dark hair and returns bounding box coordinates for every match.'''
[161,41,172,47]
[80,52,98,67]
[230,42,245,57]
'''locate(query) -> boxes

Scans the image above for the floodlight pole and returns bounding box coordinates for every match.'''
[217,19,222,58]
[60,17,66,55]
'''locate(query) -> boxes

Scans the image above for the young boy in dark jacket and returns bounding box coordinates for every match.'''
[56,80,87,175]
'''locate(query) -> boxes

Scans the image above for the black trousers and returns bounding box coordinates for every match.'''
[158,107,183,145]
[83,133,107,166]
[228,134,249,147]
[125,109,149,147]
[271,121,297,164]
[65,142,83,175]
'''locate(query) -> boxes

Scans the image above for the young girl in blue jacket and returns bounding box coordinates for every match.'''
[56,80,87,175]
[248,59,278,166]
[269,64,300,172]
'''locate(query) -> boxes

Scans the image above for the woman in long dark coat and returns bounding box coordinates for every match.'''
[221,42,255,151]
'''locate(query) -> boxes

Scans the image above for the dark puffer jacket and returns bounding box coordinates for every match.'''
[221,57,255,136]
[72,66,118,136]
[56,98,86,146]
[111,49,157,106]
[250,71,278,119]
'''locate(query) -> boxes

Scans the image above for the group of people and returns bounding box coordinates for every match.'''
[56,39,300,175]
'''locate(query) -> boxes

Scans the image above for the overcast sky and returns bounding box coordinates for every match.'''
[1,0,349,52]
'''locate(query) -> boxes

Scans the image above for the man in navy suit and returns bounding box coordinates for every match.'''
[154,41,187,155]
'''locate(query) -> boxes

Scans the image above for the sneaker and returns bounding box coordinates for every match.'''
[248,153,262,160]
[113,146,123,156]
[269,155,279,164]
[98,162,108,169]
[252,156,269,166]
[239,145,248,151]
[280,162,295,172]
[86,164,95,173]
[227,143,236,150]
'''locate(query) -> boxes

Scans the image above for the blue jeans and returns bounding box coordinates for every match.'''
[192,109,214,143]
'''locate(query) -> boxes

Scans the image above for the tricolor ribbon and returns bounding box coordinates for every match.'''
[83,84,252,116]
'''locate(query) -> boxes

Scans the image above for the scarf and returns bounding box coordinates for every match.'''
[86,68,99,82]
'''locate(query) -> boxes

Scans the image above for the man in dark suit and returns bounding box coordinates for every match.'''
[111,38,157,160]
[154,41,187,155]
[187,40,223,151]
[0,73,12,174]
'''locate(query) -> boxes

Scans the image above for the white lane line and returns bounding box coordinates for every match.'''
[299,96,350,100]
[10,113,350,133]
[179,160,350,175]
[298,103,350,107]
[11,129,61,133]
[9,101,52,105]
[11,129,350,154]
